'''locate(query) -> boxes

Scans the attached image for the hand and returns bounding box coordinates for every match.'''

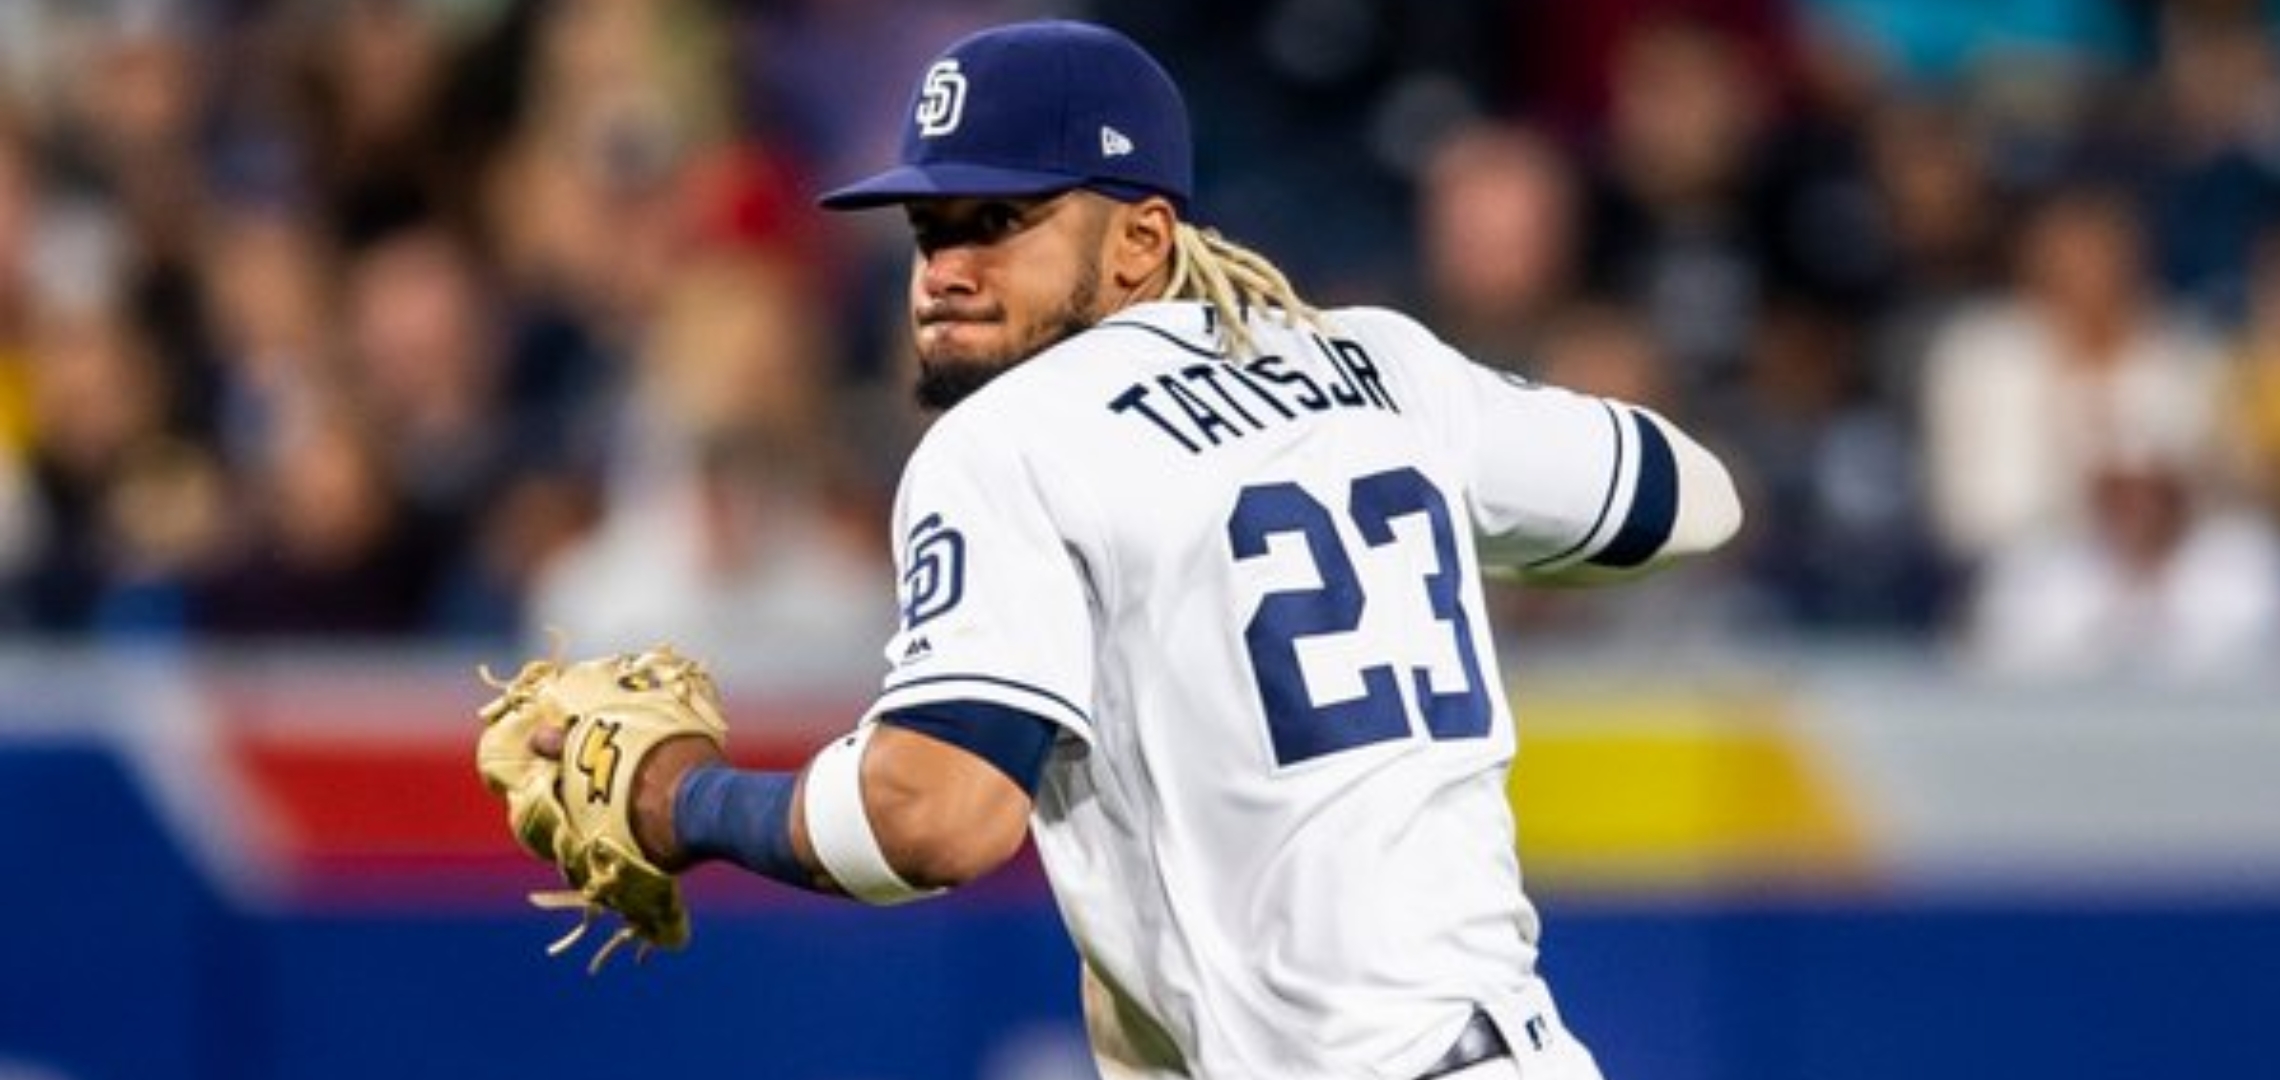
[531,726,724,872]
[475,646,731,970]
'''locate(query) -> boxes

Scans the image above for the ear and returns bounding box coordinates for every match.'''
[1107,196,1177,291]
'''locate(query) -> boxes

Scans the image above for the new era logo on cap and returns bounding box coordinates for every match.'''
[817,20,1193,211]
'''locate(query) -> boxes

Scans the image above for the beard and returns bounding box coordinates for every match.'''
[913,359,1014,413]
[913,258,1103,412]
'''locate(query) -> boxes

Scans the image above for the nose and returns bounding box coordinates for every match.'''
[917,245,979,298]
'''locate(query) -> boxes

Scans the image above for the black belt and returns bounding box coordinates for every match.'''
[1415,1008,1511,1080]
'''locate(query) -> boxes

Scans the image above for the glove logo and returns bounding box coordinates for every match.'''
[615,666,663,692]
[901,512,966,630]
[575,719,625,805]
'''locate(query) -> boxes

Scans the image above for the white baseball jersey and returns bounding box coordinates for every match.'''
[861,301,1665,1079]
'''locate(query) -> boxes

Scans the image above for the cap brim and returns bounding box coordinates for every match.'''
[817,162,1082,210]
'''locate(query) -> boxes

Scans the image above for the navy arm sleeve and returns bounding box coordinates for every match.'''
[878,701,1060,794]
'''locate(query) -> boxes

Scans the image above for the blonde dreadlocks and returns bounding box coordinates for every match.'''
[1163,223,1324,358]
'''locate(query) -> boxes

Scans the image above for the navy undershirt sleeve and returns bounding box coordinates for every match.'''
[878,701,1059,794]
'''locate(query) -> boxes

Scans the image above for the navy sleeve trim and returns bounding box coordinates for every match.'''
[870,674,1094,733]
[1588,409,1678,569]
[1526,401,1626,570]
[1099,318,1225,360]
[880,701,1059,794]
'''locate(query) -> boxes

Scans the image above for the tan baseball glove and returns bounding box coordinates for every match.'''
[476,644,729,973]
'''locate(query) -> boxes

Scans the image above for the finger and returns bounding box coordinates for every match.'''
[532,724,567,760]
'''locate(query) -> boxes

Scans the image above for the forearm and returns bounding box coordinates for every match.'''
[659,713,1047,902]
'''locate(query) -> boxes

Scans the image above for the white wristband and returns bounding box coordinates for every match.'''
[803,723,945,906]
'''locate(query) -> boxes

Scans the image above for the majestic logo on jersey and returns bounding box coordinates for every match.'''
[914,60,968,137]
[901,513,967,629]
[1100,125,1134,158]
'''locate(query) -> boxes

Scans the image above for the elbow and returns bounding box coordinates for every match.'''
[1676,460,1743,556]
[864,773,1031,890]
[1660,418,1743,559]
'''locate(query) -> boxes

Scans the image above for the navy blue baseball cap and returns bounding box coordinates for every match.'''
[817,20,1192,212]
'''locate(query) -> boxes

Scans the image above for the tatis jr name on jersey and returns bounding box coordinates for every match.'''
[1107,333,1400,454]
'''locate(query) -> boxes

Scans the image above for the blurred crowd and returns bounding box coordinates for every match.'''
[1,0,2278,683]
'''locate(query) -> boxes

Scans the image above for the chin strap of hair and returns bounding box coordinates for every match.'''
[1165,223,1323,358]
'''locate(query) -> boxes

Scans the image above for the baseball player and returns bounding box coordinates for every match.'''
[581,20,1741,1080]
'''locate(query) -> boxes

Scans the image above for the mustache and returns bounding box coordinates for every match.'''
[915,300,1002,326]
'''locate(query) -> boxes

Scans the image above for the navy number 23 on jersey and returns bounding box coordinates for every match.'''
[1228,466,1492,767]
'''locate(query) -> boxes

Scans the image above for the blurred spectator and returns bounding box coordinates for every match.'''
[1754,24,1911,319]
[0,116,37,587]
[335,217,533,639]
[1579,13,1781,405]
[438,465,601,643]
[479,123,639,472]
[339,220,509,540]
[1501,0,1793,137]
[1080,0,1518,301]
[1918,180,2229,566]
[2138,3,2280,327]
[1530,302,1677,405]
[1856,95,2007,403]
[2224,224,2280,514]
[0,112,32,446]
[477,0,736,473]
[6,299,217,631]
[192,200,339,472]
[88,435,230,635]
[40,4,222,437]
[1963,420,2280,679]
[285,0,462,245]
[1726,298,1951,629]
[0,453,31,607]
[186,395,448,639]
[526,249,892,685]
[1413,120,1581,370]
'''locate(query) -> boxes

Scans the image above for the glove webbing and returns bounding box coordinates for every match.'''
[531,891,652,975]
